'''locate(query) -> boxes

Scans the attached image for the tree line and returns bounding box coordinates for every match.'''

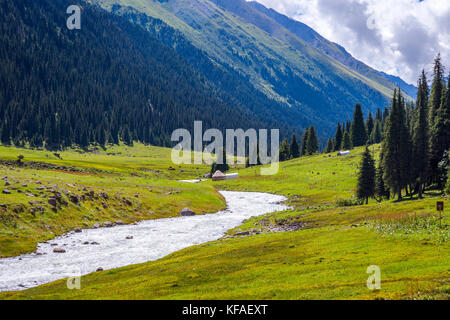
[278,99,388,161]
[357,54,450,203]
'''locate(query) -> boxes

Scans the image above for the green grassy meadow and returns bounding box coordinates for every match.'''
[0,144,225,258]
[0,144,448,300]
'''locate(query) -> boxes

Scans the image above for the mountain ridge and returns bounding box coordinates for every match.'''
[91,0,396,136]
[246,1,416,99]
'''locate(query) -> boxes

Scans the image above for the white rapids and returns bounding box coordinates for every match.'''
[0,191,287,292]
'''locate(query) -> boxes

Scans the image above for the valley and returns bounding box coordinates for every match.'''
[0,144,448,300]
[0,0,448,303]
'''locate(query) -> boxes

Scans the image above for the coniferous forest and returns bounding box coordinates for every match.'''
[0,0,298,150]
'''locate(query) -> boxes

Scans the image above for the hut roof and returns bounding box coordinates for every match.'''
[212,170,225,178]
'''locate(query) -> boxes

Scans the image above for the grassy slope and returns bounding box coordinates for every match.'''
[0,144,225,258]
[2,145,448,300]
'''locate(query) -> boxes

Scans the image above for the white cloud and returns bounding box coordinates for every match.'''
[251,0,450,84]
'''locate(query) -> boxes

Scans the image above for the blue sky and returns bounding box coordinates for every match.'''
[251,0,449,84]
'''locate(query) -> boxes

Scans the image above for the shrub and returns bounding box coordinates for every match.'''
[336,196,362,207]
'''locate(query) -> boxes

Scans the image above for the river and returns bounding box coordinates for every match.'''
[0,191,288,292]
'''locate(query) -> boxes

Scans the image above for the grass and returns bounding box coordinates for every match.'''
[0,144,448,300]
[0,143,225,258]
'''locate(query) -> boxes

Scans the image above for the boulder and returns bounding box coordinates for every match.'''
[180,207,196,216]
[122,198,132,206]
[74,228,82,233]
[203,173,211,179]
[234,231,250,237]
[48,198,57,207]
[2,189,11,194]
[69,194,80,204]
[53,248,66,253]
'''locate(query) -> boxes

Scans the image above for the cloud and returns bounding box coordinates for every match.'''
[251,0,450,84]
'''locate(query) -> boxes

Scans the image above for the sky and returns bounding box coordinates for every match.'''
[251,0,450,84]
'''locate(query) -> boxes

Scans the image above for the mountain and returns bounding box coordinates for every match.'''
[379,72,417,99]
[0,0,294,148]
[247,1,417,99]
[90,0,397,136]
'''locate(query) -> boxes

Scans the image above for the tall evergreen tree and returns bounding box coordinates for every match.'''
[370,120,383,144]
[383,107,390,123]
[290,134,300,159]
[428,53,444,128]
[375,150,389,201]
[279,138,290,162]
[345,120,352,133]
[446,166,450,195]
[366,112,374,143]
[300,129,309,156]
[342,131,352,150]
[325,138,334,154]
[356,146,376,204]
[375,108,382,123]
[334,123,343,151]
[351,103,367,147]
[0,121,10,145]
[412,70,429,197]
[429,76,450,186]
[122,125,133,146]
[382,89,411,200]
[306,126,319,155]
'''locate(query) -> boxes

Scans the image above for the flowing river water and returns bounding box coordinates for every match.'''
[0,191,288,292]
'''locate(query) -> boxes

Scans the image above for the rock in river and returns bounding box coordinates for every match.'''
[180,207,196,216]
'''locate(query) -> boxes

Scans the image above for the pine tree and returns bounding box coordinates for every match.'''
[279,138,290,162]
[290,134,300,159]
[429,76,450,186]
[375,108,382,123]
[356,146,376,204]
[345,120,352,133]
[446,167,450,195]
[342,131,352,150]
[382,89,411,200]
[306,126,318,155]
[300,129,309,156]
[122,125,133,146]
[383,107,390,123]
[351,103,367,147]
[325,138,334,154]
[375,151,389,201]
[0,121,10,145]
[366,112,374,143]
[428,53,444,128]
[370,120,383,144]
[412,70,429,197]
[334,123,343,151]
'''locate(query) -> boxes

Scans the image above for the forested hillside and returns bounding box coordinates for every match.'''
[0,0,295,149]
[91,0,395,136]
